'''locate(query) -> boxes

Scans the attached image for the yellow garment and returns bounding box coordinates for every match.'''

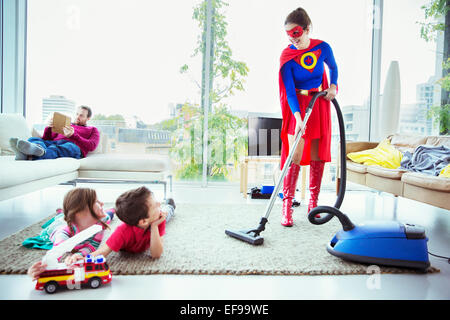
[439,164,450,178]
[347,139,403,169]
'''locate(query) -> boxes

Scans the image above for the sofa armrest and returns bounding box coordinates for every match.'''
[337,141,379,168]
[336,141,379,183]
[345,141,379,155]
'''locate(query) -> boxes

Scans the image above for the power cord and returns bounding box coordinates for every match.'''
[428,251,450,264]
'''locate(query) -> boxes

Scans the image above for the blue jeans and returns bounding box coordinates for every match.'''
[28,137,82,160]
[161,204,175,223]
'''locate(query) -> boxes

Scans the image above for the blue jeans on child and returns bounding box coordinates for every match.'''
[161,203,175,223]
[28,137,82,160]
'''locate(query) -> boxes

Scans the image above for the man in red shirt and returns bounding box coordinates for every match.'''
[10,105,99,160]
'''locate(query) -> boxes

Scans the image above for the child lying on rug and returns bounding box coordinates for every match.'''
[87,186,175,260]
[27,188,113,280]
[28,186,175,280]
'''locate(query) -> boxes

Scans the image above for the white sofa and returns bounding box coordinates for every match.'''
[0,113,173,201]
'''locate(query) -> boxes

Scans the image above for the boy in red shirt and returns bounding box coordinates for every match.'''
[90,186,175,259]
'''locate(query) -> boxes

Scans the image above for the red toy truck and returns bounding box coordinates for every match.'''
[35,225,112,294]
[35,254,112,294]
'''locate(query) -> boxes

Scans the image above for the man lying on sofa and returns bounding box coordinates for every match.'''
[9,105,100,160]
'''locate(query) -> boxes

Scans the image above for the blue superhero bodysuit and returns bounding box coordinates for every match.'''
[278,39,339,168]
[281,42,338,115]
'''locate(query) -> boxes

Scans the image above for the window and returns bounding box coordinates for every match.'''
[25,0,374,186]
[381,0,443,136]
[26,0,199,157]
[344,114,354,122]
[224,0,373,185]
[0,0,27,115]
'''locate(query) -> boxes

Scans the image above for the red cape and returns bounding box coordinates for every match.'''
[278,39,329,170]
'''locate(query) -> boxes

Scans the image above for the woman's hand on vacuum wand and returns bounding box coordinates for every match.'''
[324,84,337,101]
[294,112,303,138]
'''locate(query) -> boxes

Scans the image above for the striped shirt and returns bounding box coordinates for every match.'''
[50,209,114,258]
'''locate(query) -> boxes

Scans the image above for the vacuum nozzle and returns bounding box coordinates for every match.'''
[225,217,268,245]
[225,229,264,245]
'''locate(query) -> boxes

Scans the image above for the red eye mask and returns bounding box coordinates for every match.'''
[286,26,304,38]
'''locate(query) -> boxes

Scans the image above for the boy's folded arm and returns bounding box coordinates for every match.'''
[149,225,164,259]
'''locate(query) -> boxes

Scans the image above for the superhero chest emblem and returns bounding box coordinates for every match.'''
[295,49,321,73]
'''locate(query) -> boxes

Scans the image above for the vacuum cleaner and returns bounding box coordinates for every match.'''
[225,91,431,270]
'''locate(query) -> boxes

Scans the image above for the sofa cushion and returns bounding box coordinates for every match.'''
[0,114,32,155]
[425,136,450,148]
[79,153,170,172]
[346,160,368,173]
[0,156,80,189]
[401,172,450,192]
[366,166,407,180]
[390,134,428,153]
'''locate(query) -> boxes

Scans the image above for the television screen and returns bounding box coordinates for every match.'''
[248,116,282,156]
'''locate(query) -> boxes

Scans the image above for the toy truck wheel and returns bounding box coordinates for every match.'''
[44,281,58,294]
[89,277,102,289]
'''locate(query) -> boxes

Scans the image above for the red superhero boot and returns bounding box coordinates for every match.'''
[308,160,325,214]
[281,163,301,227]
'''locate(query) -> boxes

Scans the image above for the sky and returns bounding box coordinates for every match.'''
[26,0,439,125]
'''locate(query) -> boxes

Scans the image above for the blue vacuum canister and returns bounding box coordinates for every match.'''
[326,220,430,270]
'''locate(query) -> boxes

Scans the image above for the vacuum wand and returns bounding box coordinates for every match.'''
[225,92,323,245]
[260,99,314,221]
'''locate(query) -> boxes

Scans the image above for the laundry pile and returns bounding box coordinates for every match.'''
[347,139,450,177]
[400,145,450,177]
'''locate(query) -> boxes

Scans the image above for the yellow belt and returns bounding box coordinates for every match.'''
[296,84,323,96]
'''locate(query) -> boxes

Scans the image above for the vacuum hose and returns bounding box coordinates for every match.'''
[307,92,355,231]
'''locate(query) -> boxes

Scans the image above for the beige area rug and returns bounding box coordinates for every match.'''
[0,203,439,275]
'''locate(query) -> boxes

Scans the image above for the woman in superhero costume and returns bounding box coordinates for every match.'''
[279,8,338,227]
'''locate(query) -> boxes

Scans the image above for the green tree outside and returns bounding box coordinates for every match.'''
[173,0,249,180]
[419,0,450,134]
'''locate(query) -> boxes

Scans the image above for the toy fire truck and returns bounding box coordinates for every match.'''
[35,225,112,294]
[35,254,112,294]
